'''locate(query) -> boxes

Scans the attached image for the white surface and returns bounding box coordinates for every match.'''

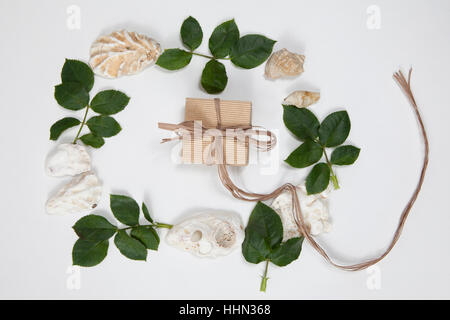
[0,0,449,299]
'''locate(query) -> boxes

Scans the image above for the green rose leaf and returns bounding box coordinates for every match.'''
[242,202,283,264]
[80,133,105,148]
[142,202,153,223]
[283,105,320,141]
[54,82,89,110]
[72,239,109,267]
[61,59,94,92]
[319,111,351,147]
[306,162,330,194]
[331,145,360,165]
[156,49,193,70]
[180,16,203,50]
[246,202,283,248]
[230,35,276,69]
[73,214,117,241]
[285,140,323,168]
[209,19,240,58]
[201,60,228,94]
[86,115,121,138]
[270,237,304,267]
[131,226,160,251]
[114,230,147,261]
[90,90,130,115]
[49,117,80,140]
[110,194,140,226]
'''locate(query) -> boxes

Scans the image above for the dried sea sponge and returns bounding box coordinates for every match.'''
[264,48,305,79]
[89,30,162,78]
[46,143,91,177]
[46,171,102,215]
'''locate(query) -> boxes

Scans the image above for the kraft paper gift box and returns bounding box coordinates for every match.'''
[182,98,252,166]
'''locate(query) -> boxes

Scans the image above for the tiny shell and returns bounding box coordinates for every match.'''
[46,144,91,177]
[271,183,331,239]
[283,90,320,108]
[89,30,162,78]
[46,172,102,215]
[264,48,305,79]
[166,211,244,258]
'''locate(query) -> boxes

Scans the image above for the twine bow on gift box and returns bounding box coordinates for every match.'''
[158,98,277,165]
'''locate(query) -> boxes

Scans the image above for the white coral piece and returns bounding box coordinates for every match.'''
[283,90,320,108]
[46,143,91,177]
[264,48,305,79]
[271,184,331,239]
[166,211,244,258]
[89,30,162,78]
[46,171,102,215]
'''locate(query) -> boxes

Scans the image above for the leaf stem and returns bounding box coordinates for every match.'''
[260,260,270,292]
[73,105,90,144]
[323,147,340,189]
[191,52,215,59]
[121,221,173,231]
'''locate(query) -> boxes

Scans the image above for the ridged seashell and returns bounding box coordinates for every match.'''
[46,172,102,215]
[271,183,331,238]
[46,144,91,177]
[283,90,320,108]
[166,211,244,258]
[264,48,305,79]
[89,30,162,78]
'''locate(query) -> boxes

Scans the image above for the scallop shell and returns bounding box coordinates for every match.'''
[283,90,320,108]
[165,211,244,258]
[46,171,102,215]
[264,48,305,79]
[89,30,162,78]
[46,143,91,177]
[271,183,331,239]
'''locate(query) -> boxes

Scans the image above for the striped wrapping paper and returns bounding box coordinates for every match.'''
[182,98,252,166]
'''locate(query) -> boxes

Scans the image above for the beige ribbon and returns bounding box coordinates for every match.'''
[158,98,277,165]
[218,68,429,270]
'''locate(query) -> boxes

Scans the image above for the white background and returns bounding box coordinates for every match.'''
[0,0,449,299]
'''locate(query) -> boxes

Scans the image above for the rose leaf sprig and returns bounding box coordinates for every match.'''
[283,105,361,194]
[156,16,276,94]
[51,59,130,148]
[72,194,172,267]
[242,202,304,292]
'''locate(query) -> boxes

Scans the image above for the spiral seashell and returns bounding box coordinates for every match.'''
[89,30,162,78]
[283,90,320,108]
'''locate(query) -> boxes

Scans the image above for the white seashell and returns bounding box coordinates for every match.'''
[166,211,244,258]
[271,183,331,239]
[264,48,305,79]
[283,90,320,108]
[46,143,91,177]
[89,30,162,78]
[46,171,102,215]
